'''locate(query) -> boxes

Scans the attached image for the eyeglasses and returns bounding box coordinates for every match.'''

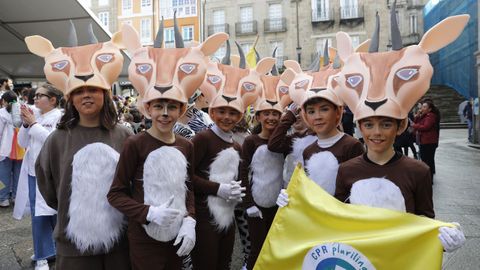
[34,93,50,99]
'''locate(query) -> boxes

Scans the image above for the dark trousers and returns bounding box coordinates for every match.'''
[129,237,181,270]
[192,217,235,270]
[56,247,131,270]
[246,206,278,270]
[420,143,438,178]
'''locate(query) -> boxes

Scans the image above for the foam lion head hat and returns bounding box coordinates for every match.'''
[255,47,291,113]
[25,21,124,99]
[199,40,275,121]
[333,2,469,125]
[122,14,228,117]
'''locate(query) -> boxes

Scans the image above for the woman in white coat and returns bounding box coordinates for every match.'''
[13,83,63,270]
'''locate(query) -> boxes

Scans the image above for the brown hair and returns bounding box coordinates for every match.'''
[57,90,119,130]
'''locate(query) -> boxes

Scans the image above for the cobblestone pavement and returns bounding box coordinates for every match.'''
[1,129,478,270]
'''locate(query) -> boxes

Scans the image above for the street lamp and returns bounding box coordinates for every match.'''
[296,46,302,64]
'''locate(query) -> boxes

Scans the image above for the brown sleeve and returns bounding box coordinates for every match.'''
[414,169,435,218]
[239,137,255,209]
[334,165,350,203]
[35,136,58,210]
[268,110,296,154]
[185,142,196,218]
[191,133,220,195]
[107,138,150,224]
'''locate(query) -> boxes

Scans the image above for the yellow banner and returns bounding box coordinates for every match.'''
[255,166,450,270]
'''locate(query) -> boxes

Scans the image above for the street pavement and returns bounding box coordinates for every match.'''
[0,129,478,270]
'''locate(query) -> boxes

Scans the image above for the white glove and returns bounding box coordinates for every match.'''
[439,222,466,252]
[146,196,181,227]
[246,206,263,219]
[217,181,246,202]
[174,216,196,257]
[276,189,289,208]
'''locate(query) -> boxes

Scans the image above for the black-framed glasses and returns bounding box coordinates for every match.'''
[34,93,50,99]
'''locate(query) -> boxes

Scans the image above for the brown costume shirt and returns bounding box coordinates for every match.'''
[191,128,241,219]
[107,132,195,242]
[335,154,435,218]
[36,125,132,256]
[302,134,365,165]
[267,110,311,155]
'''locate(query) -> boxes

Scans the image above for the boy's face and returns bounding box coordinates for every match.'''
[210,106,241,133]
[256,109,281,132]
[303,99,341,139]
[146,99,182,134]
[359,116,403,154]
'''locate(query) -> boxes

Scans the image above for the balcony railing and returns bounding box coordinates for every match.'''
[407,0,424,9]
[340,5,364,20]
[207,23,230,36]
[312,8,334,22]
[401,33,420,45]
[235,21,258,36]
[264,18,287,33]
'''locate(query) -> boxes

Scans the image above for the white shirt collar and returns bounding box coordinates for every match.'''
[211,124,234,143]
[317,132,345,148]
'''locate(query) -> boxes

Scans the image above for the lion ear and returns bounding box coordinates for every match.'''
[419,14,469,54]
[25,35,55,58]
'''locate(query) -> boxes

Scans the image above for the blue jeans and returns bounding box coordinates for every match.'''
[467,119,473,141]
[0,157,21,201]
[28,175,56,260]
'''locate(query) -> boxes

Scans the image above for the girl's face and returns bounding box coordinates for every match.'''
[303,99,341,139]
[146,99,182,134]
[256,109,281,132]
[71,87,104,119]
[210,107,241,132]
[34,87,56,113]
[359,116,403,155]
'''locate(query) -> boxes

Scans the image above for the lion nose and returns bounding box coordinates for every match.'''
[75,74,94,82]
[364,99,387,111]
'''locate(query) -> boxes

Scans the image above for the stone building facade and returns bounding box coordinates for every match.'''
[203,0,427,69]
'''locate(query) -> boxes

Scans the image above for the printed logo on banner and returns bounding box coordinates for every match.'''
[302,242,376,270]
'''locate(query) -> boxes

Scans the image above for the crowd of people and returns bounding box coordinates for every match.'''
[0,7,471,270]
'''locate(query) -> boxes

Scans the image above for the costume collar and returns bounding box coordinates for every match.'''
[317,132,344,148]
[211,124,233,143]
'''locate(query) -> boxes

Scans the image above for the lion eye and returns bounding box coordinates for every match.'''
[243,82,256,91]
[396,68,419,81]
[179,63,196,74]
[97,54,113,63]
[295,80,309,88]
[52,60,69,71]
[346,75,363,88]
[279,86,289,94]
[136,64,152,74]
[207,75,221,84]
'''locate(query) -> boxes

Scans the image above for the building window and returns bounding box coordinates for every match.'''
[409,14,418,34]
[313,0,330,21]
[315,38,333,54]
[164,27,175,48]
[141,0,152,13]
[340,0,358,19]
[211,10,226,33]
[350,36,360,49]
[268,3,282,31]
[122,0,132,15]
[98,0,108,6]
[167,0,197,18]
[182,25,194,41]
[270,41,284,67]
[98,12,109,29]
[240,6,253,33]
[241,43,253,54]
[141,18,152,43]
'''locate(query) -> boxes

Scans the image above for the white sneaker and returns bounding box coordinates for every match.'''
[0,199,10,207]
[35,259,49,270]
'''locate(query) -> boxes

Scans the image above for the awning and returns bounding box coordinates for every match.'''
[0,0,130,80]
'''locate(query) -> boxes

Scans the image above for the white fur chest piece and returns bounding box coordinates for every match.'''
[68,143,126,254]
[283,135,317,185]
[350,178,406,212]
[207,147,240,231]
[305,151,339,195]
[250,144,284,207]
[143,146,188,242]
